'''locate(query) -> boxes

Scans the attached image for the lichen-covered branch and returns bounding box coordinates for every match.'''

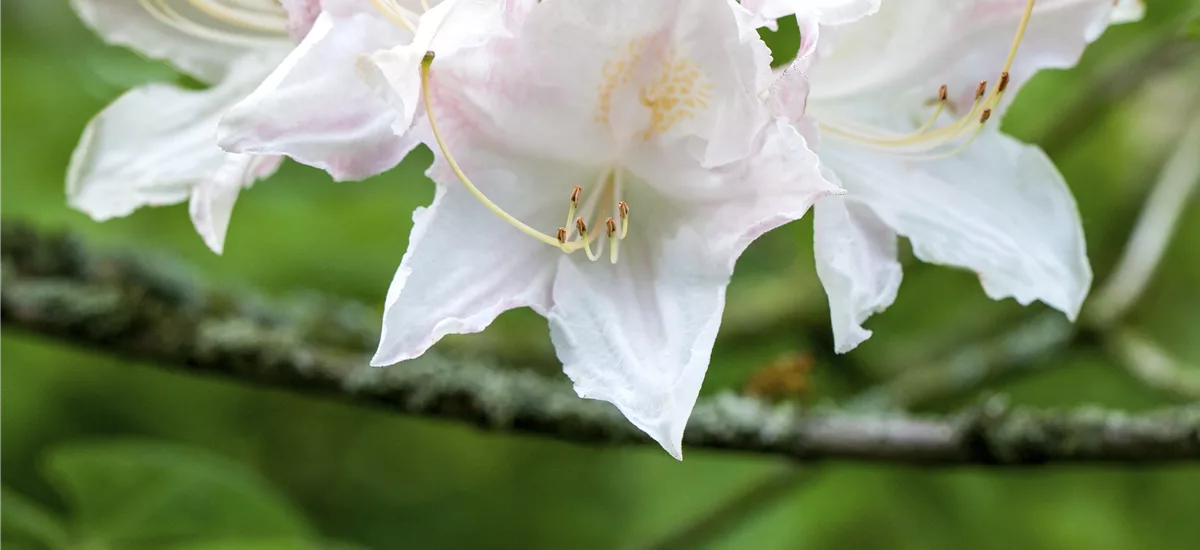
[3,222,1199,465]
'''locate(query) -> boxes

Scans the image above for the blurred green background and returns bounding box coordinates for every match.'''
[3,1,1200,548]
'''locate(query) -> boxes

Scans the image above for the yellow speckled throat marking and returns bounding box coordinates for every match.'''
[595,39,714,140]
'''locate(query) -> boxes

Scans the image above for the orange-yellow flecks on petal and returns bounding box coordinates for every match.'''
[594,39,713,141]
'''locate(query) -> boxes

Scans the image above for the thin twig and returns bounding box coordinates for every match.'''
[2,222,1198,465]
[1088,113,1200,326]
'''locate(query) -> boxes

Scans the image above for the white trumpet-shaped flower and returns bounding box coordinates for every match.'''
[363,0,841,458]
[756,0,1143,352]
[67,0,321,253]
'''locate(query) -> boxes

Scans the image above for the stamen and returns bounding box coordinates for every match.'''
[606,217,619,264]
[136,0,286,46]
[618,201,629,239]
[816,0,1037,159]
[369,0,418,32]
[420,52,562,248]
[421,52,629,262]
[577,218,601,261]
[565,185,581,229]
[187,0,287,32]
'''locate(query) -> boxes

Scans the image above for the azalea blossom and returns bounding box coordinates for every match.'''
[754,0,1144,352]
[361,0,841,458]
[67,0,315,253]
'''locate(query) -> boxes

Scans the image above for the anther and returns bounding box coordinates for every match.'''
[979,108,992,124]
[565,185,582,229]
[938,85,948,102]
[997,72,1010,93]
[606,217,619,264]
[617,201,629,239]
[975,80,988,100]
[576,217,587,236]
[557,227,568,244]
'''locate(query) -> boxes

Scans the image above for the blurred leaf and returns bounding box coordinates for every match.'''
[1184,14,1200,40]
[1,486,69,549]
[166,537,369,550]
[45,441,314,548]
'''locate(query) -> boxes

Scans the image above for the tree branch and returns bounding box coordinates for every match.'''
[3,222,1198,465]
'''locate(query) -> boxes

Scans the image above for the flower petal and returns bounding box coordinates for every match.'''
[188,154,283,254]
[820,130,1092,320]
[67,52,283,253]
[70,0,286,83]
[219,9,417,181]
[808,0,1122,104]
[279,0,322,40]
[358,0,510,148]
[370,151,573,366]
[813,193,902,353]
[550,121,838,458]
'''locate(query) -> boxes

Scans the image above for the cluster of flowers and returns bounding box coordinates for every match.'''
[68,0,1144,458]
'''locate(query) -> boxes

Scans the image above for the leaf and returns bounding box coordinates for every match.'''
[165,537,370,550]
[1184,15,1200,40]
[45,441,314,548]
[1,486,70,549]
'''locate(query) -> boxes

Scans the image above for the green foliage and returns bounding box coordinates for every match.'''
[1,487,69,549]
[2,442,357,550]
[1184,13,1200,39]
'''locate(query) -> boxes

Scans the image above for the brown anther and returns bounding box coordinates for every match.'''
[937,84,948,102]
[979,108,992,124]
[618,201,629,218]
[570,185,582,206]
[605,217,617,237]
[997,72,1010,93]
[975,80,988,100]
[556,227,568,244]
[576,217,588,235]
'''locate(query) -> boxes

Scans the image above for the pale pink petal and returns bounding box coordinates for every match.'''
[551,121,840,458]
[219,9,417,181]
[67,53,283,253]
[820,131,1092,320]
[813,193,902,353]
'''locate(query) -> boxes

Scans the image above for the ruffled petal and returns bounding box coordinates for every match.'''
[70,0,287,83]
[188,154,283,254]
[218,8,417,181]
[813,193,902,353]
[67,52,283,253]
[550,121,839,458]
[820,131,1092,320]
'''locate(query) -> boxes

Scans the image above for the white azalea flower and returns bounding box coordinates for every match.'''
[67,0,324,253]
[756,0,1143,352]
[363,0,841,458]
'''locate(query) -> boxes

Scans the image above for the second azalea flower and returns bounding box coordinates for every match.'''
[362,0,841,458]
[758,0,1143,352]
